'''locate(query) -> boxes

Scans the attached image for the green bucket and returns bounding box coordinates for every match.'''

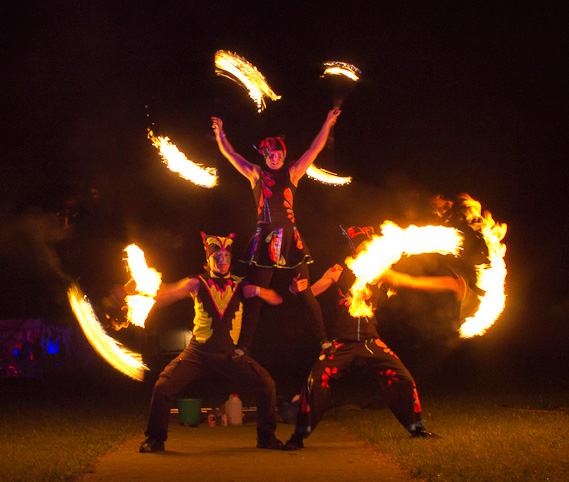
[177,398,202,426]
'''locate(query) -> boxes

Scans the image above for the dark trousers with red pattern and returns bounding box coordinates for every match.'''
[294,339,422,437]
[238,262,328,349]
[145,343,278,443]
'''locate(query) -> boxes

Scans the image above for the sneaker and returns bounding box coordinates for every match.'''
[257,434,283,450]
[410,427,441,438]
[282,433,304,451]
[139,437,165,453]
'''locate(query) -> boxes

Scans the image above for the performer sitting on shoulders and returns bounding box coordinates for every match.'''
[211,110,341,355]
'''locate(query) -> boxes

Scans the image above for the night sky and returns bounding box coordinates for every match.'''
[2,2,567,382]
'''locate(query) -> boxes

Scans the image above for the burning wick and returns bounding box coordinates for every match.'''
[124,244,162,328]
[322,61,361,82]
[215,50,281,112]
[148,130,217,188]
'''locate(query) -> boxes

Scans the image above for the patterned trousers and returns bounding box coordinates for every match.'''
[294,338,422,436]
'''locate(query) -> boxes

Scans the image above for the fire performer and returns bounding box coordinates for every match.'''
[211,110,341,355]
[283,226,439,450]
[134,232,284,452]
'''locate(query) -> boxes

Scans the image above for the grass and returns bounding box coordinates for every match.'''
[331,388,569,481]
[1,370,568,481]
[0,372,149,482]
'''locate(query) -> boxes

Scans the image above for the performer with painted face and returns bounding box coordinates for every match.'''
[135,232,284,453]
[283,226,439,450]
[211,110,340,354]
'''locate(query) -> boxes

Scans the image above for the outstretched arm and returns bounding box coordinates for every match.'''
[211,117,260,187]
[289,109,341,186]
[106,277,199,327]
[242,284,283,305]
[382,269,464,300]
[290,264,343,297]
[153,277,200,308]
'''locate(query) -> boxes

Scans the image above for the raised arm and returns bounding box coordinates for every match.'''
[382,269,464,300]
[242,284,283,306]
[211,117,260,187]
[289,109,341,186]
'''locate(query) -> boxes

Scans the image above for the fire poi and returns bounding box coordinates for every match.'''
[303,60,363,185]
[322,60,362,82]
[454,194,507,338]
[214,50,281,113]
[345,196,507,338]
[147,130,217,188]
[214,50,351,186]
[68,282,148,381]
[346,223,464,318]
[123,243,162,328]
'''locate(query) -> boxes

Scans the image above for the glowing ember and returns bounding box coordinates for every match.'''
[346,222,464,317]
[322,61,361,82]
[306,165,352,185]
[148,130,217,188]
[457,195,507,338]
[215,50,281,112]
[68,283,148,381]
[124,244,162,328]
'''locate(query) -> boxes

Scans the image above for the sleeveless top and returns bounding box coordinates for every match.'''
[330,264,385,342]
[240,165,312,269]
[190,272,243,352]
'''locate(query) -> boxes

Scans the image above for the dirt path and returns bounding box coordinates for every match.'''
[81,417,412,482]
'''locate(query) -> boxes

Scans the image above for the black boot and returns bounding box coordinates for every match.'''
[139,437,165,453]
[410,427,441,438]
[257,434,283,450]
[283,433,304,451]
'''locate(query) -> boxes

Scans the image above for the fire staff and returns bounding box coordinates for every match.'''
[133,232,284,453]
[283,226,439,450]
[211,110,340,355]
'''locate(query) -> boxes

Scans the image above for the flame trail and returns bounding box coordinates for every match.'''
[215,50,281,112]
[148,130,217,188]
[322,61,361,82]
[306,165,352,185]
[68,283,148,381]
[346,222,464,318]
[457,195,507,338]
[124,244,162,328]
[314,60,360,184]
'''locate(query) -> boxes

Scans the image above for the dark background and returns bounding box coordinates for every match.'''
[1,2,567,393]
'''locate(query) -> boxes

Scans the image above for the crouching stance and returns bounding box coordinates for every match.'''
[138,233,283,453]
[284,226,438,450]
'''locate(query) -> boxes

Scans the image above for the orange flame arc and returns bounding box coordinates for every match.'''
[306,165,352,185]
[215,50,281,112]
[346,222,464,318]
[148,130,217,188]
[124,244,162,328]
[68,283,148,381]
[322,61,361,82]
[457,195,507,338]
